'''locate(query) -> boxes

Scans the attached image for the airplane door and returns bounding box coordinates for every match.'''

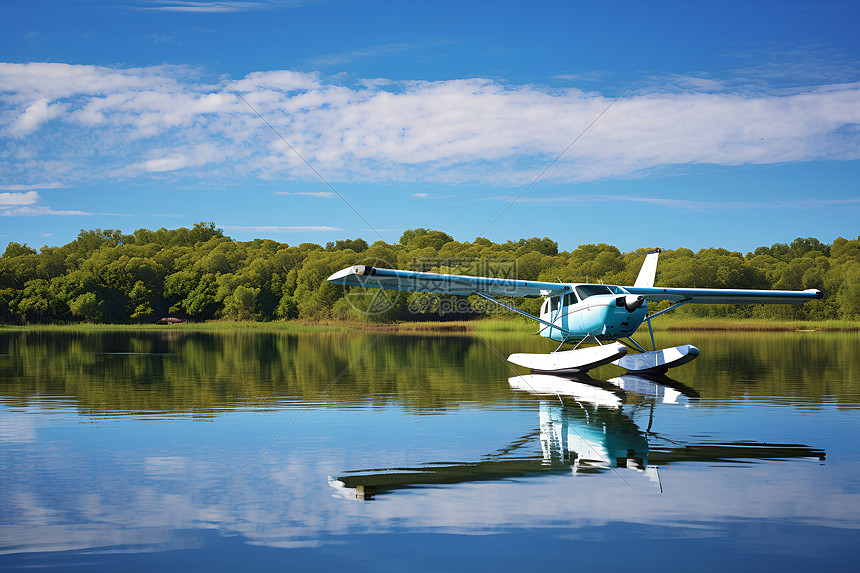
[563,293,583,333]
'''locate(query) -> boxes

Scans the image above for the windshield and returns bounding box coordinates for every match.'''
[575,285,614,300]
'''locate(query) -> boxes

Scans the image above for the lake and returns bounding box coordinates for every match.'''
[1,328,859,571]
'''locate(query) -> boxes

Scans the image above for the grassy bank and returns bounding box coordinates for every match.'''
[306,316,860,333]
[647,315,860,332]
[0,321,351,333]
[2,316,857,334]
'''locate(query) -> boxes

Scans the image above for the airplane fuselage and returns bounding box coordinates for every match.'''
[538,285,647,342]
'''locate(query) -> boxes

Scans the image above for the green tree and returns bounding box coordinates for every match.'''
[183,273,220,319]
[2,242,37,258]
[69,292,102,322]
[399,228,455,251]
[223,285,260,321]
[18,279,51,323]
[129,281,155,321]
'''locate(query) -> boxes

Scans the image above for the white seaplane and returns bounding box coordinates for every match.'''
[327,249,822,374]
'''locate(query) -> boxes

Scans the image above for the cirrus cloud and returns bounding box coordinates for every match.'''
[219,225,342,232]
[273,191,336,197]
[0,206,93,217]
[485,194,860,212]
[125,1,309,13]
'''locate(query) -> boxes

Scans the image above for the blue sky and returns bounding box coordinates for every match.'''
[1,0,858,254]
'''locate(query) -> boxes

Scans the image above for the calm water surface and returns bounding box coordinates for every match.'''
[1,328,859,571]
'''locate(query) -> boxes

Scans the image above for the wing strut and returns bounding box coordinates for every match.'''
[643,299,693,350]
[645,299,692,320]
[473,292,572,337]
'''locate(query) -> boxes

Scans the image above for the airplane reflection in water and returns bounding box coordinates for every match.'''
[331,374,825,500]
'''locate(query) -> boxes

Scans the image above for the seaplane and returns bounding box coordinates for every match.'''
[327,249,822,374]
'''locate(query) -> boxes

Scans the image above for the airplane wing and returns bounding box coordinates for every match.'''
[624,286,822,305]
[625,248,821,305]
[327,265,572,297]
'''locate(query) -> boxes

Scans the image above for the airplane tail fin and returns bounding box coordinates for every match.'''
[634,249,661,288]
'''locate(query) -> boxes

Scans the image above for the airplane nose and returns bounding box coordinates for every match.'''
[617,294,645,312]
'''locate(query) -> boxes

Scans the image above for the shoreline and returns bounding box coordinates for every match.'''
[1,317,858,333]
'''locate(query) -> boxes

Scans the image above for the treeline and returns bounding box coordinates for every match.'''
[0,223,858,324]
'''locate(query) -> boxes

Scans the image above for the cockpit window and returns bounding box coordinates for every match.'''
[575,285,614,299]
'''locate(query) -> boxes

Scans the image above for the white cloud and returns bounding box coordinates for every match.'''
[642,73,726,93]
[220,225,342,232]
[1,62,859,188]
[129,1,281,13]
[552,71,611,83]
[486,194,860,212]
[0,62,185,103]
[0,206,93,216]
[0,191,39,206]
[410,192,457,199]
[309,39,455,67]
[121,143,226,174]
[232,70,322,92]
[0,183,64,191]
[144,33,178,45]
[0,188,95,217]
[274,191,337,198]
[138,155,194,173]
[9,98,65,136]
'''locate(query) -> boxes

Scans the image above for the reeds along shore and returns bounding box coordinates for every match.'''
[1,317,857,334]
